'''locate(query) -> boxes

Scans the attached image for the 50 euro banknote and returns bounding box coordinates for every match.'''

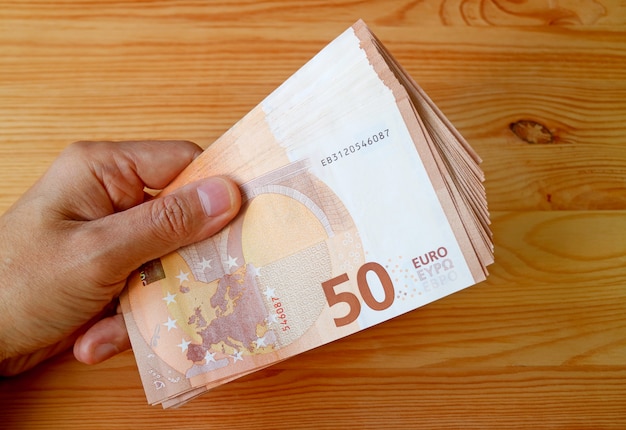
[120,20,493,408]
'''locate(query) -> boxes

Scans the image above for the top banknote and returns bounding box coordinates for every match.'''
[121,20,494,408]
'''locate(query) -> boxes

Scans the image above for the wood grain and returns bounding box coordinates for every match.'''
[2,2,625,212]
[0,0,625,428]
[2,356,626,429]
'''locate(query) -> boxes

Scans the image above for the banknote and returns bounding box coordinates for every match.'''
[120,19,493,407]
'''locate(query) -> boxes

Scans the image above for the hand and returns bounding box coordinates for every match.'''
[0,140,242,375]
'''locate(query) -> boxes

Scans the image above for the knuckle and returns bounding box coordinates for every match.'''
[62,141,106,167]
[66,140,98,157]
[66,141,116,159]
[151,194,194,240]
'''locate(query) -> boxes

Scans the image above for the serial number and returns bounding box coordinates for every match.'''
[271,297,291,332]
[321,129,390,167]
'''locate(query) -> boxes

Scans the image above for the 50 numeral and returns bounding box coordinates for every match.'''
[321,262,394,327]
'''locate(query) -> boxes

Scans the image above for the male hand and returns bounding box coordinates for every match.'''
[0,140,241,375]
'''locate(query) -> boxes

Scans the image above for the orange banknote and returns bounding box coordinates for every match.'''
[120,20,493,408]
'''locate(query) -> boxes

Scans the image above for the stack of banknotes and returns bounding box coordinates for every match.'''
[120,19,494,408]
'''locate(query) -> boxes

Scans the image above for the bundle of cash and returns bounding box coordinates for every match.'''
[120,20,493,408]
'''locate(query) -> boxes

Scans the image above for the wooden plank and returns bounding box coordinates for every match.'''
[1,356,625,429]
[1,15,624,212]
[1,0,625,27]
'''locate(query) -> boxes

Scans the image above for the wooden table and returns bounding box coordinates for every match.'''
[1,1,625,428]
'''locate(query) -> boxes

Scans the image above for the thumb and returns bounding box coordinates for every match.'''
[88,176,242,280]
